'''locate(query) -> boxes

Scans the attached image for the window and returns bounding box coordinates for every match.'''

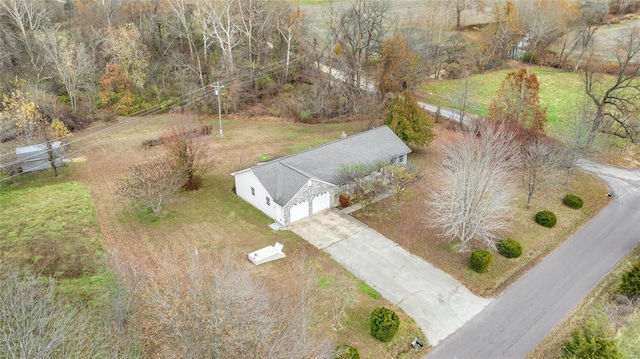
[251,187,255,196]
[266,197,271,206]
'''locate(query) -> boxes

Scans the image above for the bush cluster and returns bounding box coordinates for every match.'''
[369,307,400,342]
[618,262,640,297]
[535,210,557,228]
[563,194,584,209]
[470,249,493,273]
[561,320,623,359]
[497,238,523,259]
[335,344,360,359]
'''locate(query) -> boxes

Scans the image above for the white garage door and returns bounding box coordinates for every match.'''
[290,201,309,223]
[312,192,331,214]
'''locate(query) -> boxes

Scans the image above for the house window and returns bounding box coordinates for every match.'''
[266,197,271,206]
[251,187,255,196]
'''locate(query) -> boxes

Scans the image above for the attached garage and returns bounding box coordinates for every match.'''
[312,192,331,214]
[289,200,309,223]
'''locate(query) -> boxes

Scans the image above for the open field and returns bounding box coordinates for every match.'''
[0,177,108,304]
[20,114,425,358]
[422,66,586,137]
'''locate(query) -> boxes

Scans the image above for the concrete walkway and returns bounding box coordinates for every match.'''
[288,209,490,346]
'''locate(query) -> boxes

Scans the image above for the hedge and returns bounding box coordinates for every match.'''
[470,249,493,273]
[370,307,400,342]
[535,210,557,228]
[497,238,523,258]
[563,194,584,209]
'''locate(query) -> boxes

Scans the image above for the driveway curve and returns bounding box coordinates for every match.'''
[288,209,490,346]
[427,160,640,358]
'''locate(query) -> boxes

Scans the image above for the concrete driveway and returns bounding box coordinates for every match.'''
[288,209,490,346]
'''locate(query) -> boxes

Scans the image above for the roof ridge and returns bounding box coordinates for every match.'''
[251,125,389,170]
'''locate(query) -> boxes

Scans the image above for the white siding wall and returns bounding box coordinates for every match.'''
[234,171,277,221]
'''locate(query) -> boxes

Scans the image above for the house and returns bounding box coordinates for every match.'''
[15,141,64,173]
[231,126,411,226]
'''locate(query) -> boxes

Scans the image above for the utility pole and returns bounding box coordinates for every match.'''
[213,82,224,139]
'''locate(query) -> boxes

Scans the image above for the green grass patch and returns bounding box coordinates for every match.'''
[359,281,381,300]
[0,181,105,278]
[619,312,640,358]
[423,67,586,137]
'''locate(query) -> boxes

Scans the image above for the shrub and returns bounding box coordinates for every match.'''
[497,238,522,258]
[335,344,360,359]
[339,193,351,208]
[563,194,584,209]
[561,319,623,359]
[618,262,640,297]
[469,249,493,273]
[369,307,400,342]
[535,210,557,228]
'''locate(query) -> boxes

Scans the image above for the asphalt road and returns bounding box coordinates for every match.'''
[427,160,640,359]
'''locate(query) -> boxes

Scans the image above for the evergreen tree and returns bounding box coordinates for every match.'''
[384,90,434,146]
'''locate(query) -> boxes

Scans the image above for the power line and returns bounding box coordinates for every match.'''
[0,57,305,183]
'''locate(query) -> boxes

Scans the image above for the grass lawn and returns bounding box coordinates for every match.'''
[62,114,425,358]
[0,177,110,304]
[355,125,611,297]
[423,66,588,137]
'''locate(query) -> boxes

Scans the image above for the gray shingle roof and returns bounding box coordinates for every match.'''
[240,125,411,206]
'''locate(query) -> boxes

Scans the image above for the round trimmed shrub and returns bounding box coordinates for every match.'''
[535,210,557,228]
[563,194,584,209]
[335,344,360,359]
[618,262,640,297]
[369,307,400,342]
[497,238,522,258]
[470,249,493,273]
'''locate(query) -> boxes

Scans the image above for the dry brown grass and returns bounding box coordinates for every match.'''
[355,124,611,297]
[60,114,424,358]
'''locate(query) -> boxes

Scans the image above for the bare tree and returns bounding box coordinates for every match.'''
[0,0,54,85]
[140,252,334,359]
[561,99,595,185]
[328,279,358,331]
[167,0,206,87]
[427,120,520,251]
[277,6,304,83]
[0,265,115,358]
[115,156,184,214]
[518,0,575,63]
[519,134,562,208]
[440,0,485,30]
[448,71,475,129]
[193,0,240,76]
[584,26,640,147]
[37,31,94,113]
[329,0,389,88]
[141,253,273,358]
